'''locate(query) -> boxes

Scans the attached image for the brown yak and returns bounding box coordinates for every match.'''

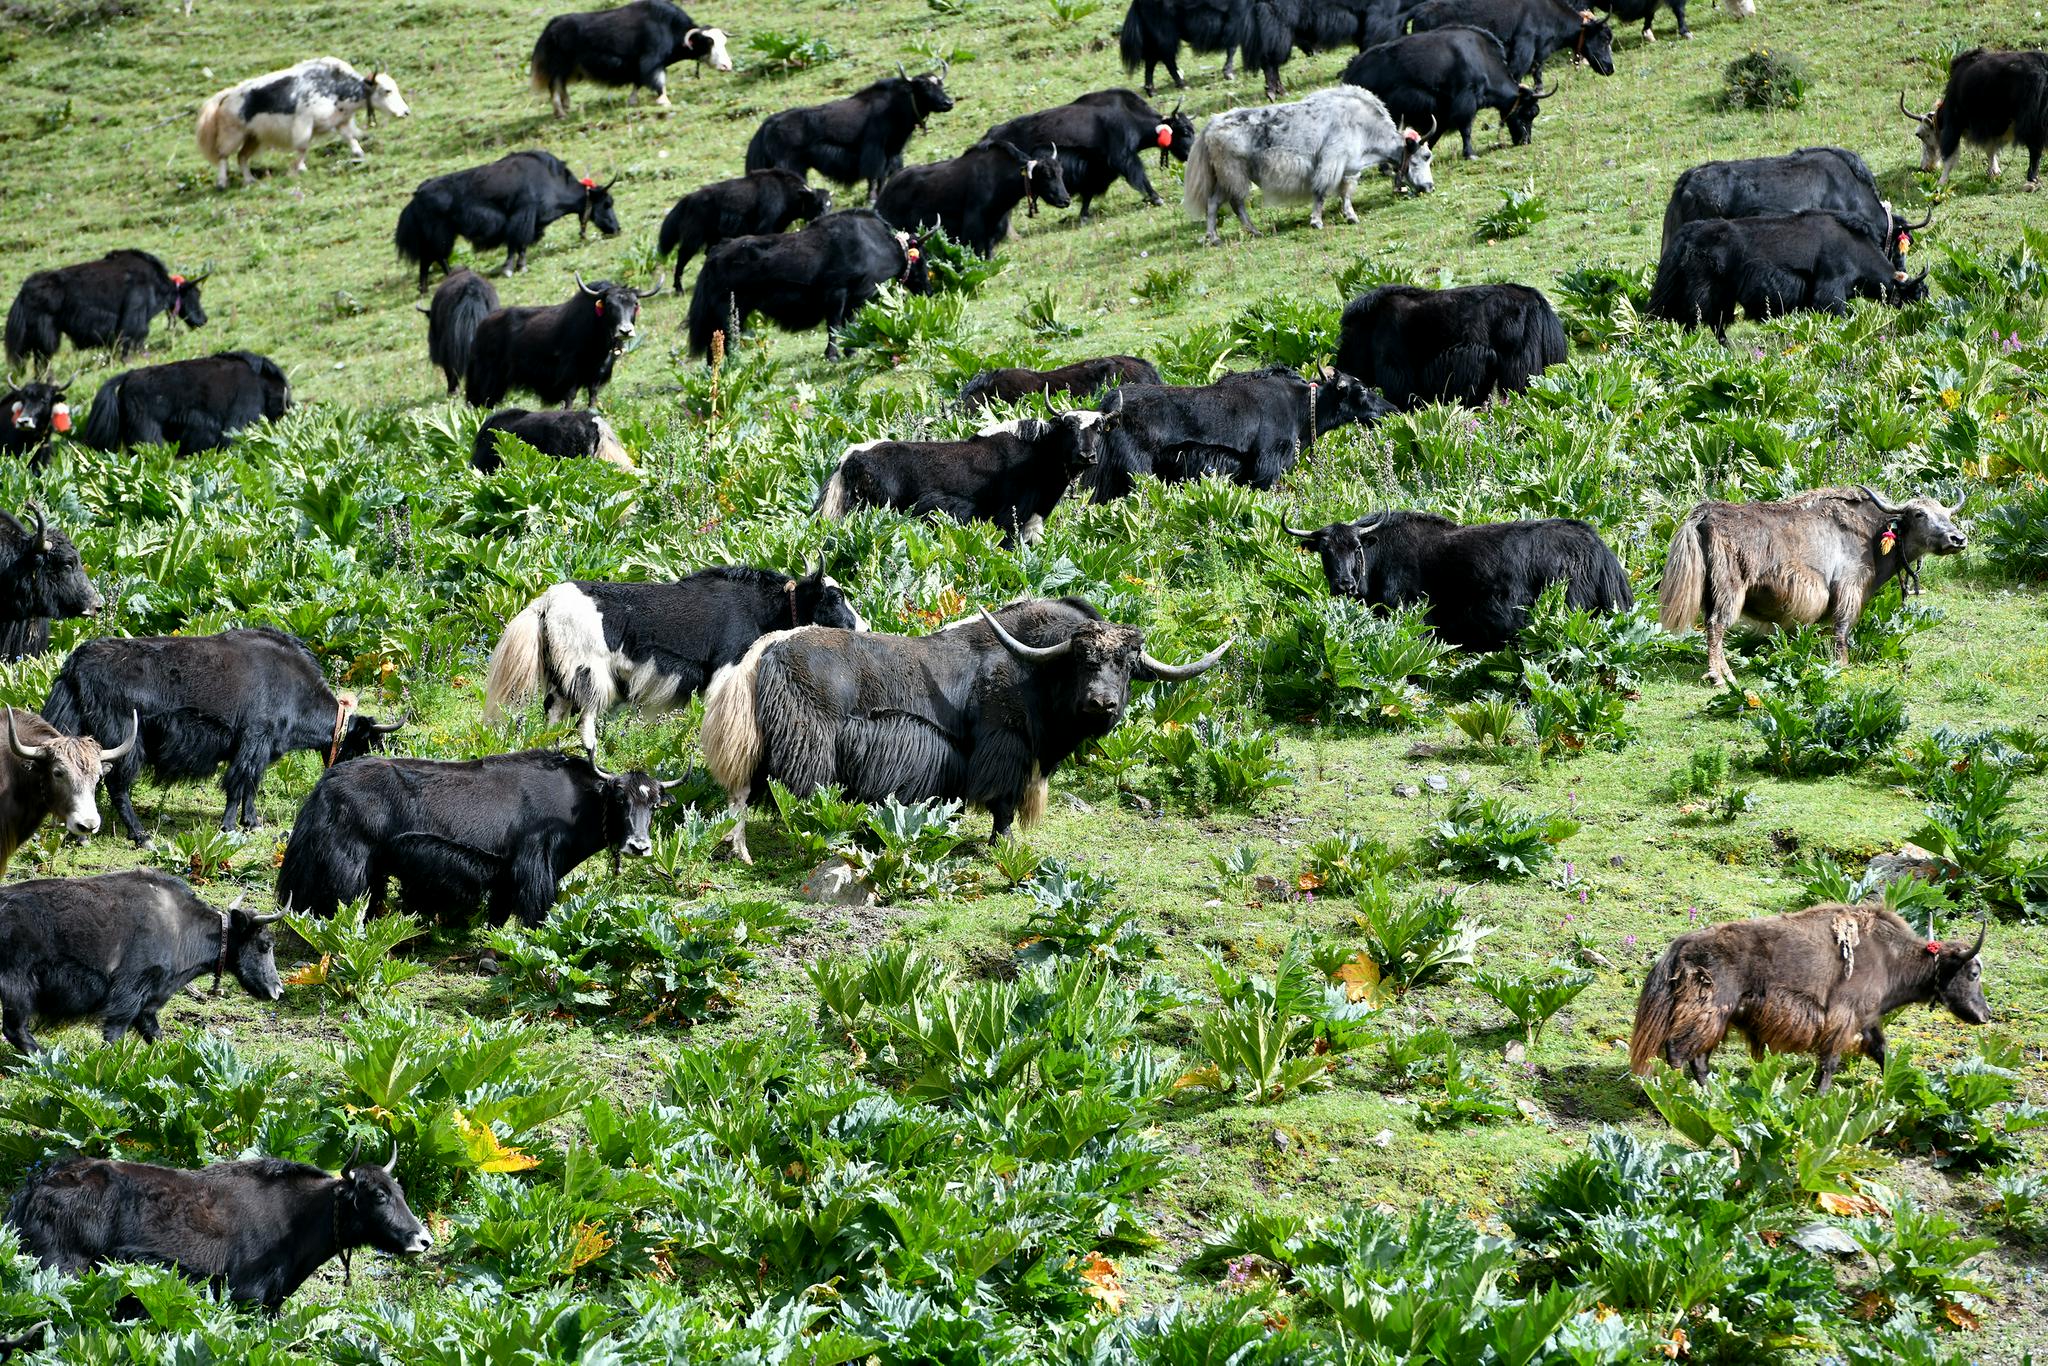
[1657,485,1966,684]
[1630,903,1989,1091]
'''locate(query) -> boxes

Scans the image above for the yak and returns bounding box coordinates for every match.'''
[875,140,1072,258]
[700,596,1229,862]
[1335,283,1567,408]
[656,169,832,289]
[6,1144,429,1311]
[1648,211,1928,341]
[1341,28,1554,159]
[79,351,289,457]
[5,251,208,372]
[484,563,865,753]
[472,408,635,474]
[0,508,102,663]
[1631,904,1989,1091]
[195,57,410,189]
[0,871,282,1054]
[1661,146,1926,268]
[745,66,955,201]
[1594,0,1753,43]
[983,89,1197,221]
[394,150,620,292]
[1090,366,1392,501]
[1901,48,2048,190]
[530,0,731,117]
[2,380,72,467]
[958,355,1163,409]
[1407,0,1615,82]
[1659,486,1966,684]
[1240,0,1397,101]
[814,413,1102,546]
[1184,86,1432,246]
[1285,511,1632,651]
[684,210,931,361]
[42,626,402,843]
[463,276,658,409]
[419,268,499,395]
[0,707,134,875]
[1119,0,1251,97]
[275,750,672,924]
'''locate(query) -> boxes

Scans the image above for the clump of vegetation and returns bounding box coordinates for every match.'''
[1474,183,1548,241]
[1724,667,1908,778]
[1258,598,1454,728]
[1134,261,1195,306]
[1353,884,1489,986]
[1189,941,1379,1103]
[1720,47,1809,110]
[744,29,840,71]
[282,901,428,1002]
[1229,297,1338,369]
[1299,829,1409,896]
[1423,788,1579,880]
[1475,961,1595,1046]
[1017,861,1160,968]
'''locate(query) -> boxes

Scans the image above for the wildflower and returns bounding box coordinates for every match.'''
[1623,934,1637,949]
[1939,387,1962,409]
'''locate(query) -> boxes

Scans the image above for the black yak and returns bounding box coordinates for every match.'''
[1335,283,1567,408]
[656,169,832,289]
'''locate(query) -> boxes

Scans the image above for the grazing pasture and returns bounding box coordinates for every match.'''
[0,0,2045,1362]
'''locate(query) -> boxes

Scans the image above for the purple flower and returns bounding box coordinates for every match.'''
[1622,934,1637,949]
[1578,890,1589,904]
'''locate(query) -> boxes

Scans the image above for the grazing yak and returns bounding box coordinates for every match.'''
[1090,366,1392,501]
[0,871,282,1054]
[1648,211,1928,341]
[419,268,499,395]
[78,351,290,456]
[484,564,865,752]
[394,150,620,292]
[42,627,402,843]
[958,355,1164,409]
[701,597,1229,862]
[1240,0,1401,101]
[195,57,410,190]
[1595,0,1753,43]
[1901,49,2048,190]
[275,750,672,923]
[1119,0,1251,96]
[472,409,635,474]
[984,89,1196,222]
[2,380,72,467]
[1335,283,1567,409]
[5,250,208,372]
[1658,486,1967,684]
[1631,905,1988,1091]
[656,169,832,289]
[685,211,931,361]
[463,276,659,409]
[0,508,102,663]
[745,66,955,201]
[0,707,133,874]
[1341,28,1554,158]
[1185,87,1432,246]
[875,140,1072,258]
[1285,512,1632,651]
[1662,147,1926,269]
[1407,0,1615,82]
[530,0,731,117]
[5,1144,430,1311]
[815,413,1102,546]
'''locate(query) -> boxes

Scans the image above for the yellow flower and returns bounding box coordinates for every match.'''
[1939,388,1961,409]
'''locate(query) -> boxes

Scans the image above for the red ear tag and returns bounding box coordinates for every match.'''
[594,301,603,315]
[1926,940,1940,954]
[1403,128,1420,142]
[1156,125,1172,148]
[1880,524,1897,556]
[580,177,596,189]
[170,274,186,286]
[906,248,920,262]
[51,405,71,433]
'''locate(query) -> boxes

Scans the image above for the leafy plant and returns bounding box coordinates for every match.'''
[1017,861,1159,969]
[1879,1036,2047,1170]
[1842,1187,1997,1323]
[1300,829,1409,896]
[1474,961,1595,1046]
[1475,184,1547,242]
[281,900,428,1002]
[1908,753,2048,916]
[1019,286,1081,339]
[1721,47,1809,110]
[1353,884,1490,986]
[745,28,840,71]
[1521,663,1634,759]
[1423,789,1580,881]
[1735,668,1908,778]
[1229,297,1338,369]
[1190,941,1379,1102]
[1669,741,1731,801]
[1134,262,1195,306]
[1043,0,1102,28]
[1258,598,1454,728]
[768,781,868,862]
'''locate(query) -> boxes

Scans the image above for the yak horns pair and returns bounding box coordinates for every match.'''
[588,755,687,790]
[896,59,949,79]
[1284,514,1381,538]
[8,706,138,764]
[235,890,285,928]
[340,1136,400,1177]
[574,272,661,300]
[1860,484,1962,516]
[1897,90,1935,122]
[977,607,1232,682]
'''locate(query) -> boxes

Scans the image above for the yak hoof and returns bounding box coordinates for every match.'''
[1309,216,1324,230]
[2023,179,2042,192]
[1202,233,1222,247]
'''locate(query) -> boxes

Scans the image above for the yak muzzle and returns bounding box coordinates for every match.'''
[402,1230,434,1254]
[621,835,653,858]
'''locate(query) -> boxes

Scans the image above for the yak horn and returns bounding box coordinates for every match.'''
[631,281,663,299]
[1352,516,1385,534]
[1533,82,1557,99]
[1946,491,1966,515]
[1140,639,1232,682]
[6,708,46,761]
[1969,914,1987,959]
[590,756,618,781]
[1282,522,1318,538]
[249,909,285,926]
[575,272,603,296]
[1858,484,1908,514]
[938,58,950,78]
[414,302,431,314]
[368,718,405,735]
[341,1140,361,1175]
[979,607,1071,661]
[658,774,687,790]
[1420,114,1438,141]
[381,1138,399,1174]
[100,710,139,762]
[1897,90,1930,122]
[896,61,908,79]
[1901,207,1933,231]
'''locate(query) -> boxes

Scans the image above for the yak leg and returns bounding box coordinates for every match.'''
[1860,1024,1887,1070]
[1988,148,2002,180]
[1339,176,1359,223]
[238,142,260,186]
[1308,188,1326,230]
[1827,581,1865,665]
[342,115,367,161]
[1231,196,1259,238]
[553,80,570,118]
[1202,198,1223,247]
[133,1011,163,1043]
[221,745,269,831]
[501,844,558,927]
[107,763,150,845]
[1220,48,1234,81]
[1,992,39,1054]
[1814,1052,1844,1092]
[2024,142,2043,188]
[650,68,671,107]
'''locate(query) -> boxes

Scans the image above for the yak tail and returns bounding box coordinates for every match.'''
[79,374,125,452]
[194,92,232,165]
[1118,6,1147,72]
[1588,542,1635,614]
[1181,133,1217,222]
[528,28,563,93]
[1628,942,1683,1076]
[393,197,454,271]
[1657,510,1707,635]
[813,466,851,519]
[656,201,691,263]
[3,293,46,371]
[590,417,635,472]
[274,829,356,920]
[429,275,496,394]
[702,629,797,801]
[482,595,547,724]
[684,257,730,358]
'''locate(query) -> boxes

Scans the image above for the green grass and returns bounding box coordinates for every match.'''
[2,0,2047,1360]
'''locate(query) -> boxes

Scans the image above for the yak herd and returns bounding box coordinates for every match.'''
[0,0,2035,1314]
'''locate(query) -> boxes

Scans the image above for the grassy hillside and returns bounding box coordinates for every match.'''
[1,0,2047,1363]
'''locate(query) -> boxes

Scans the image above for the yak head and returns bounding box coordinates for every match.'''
[1884,267,1930,306]
[1571,12,1616,76]
[575,274,661,356]
[365,70,411,121]
[1860,486,1966,563]
[1285,518,1374,599]
[333,712,406,766]
[1022,143,1072,213]
[683,26,733,72]
[339,1141,433,1258]
[1395,122,1435,194]
[591,761,680,861]
[167,267,209,328]
[979,605,1230,724]
[797,182,835,222]
[8,706,135,840]
[0,507,102,620]
[1157,102,1196,168]
[577,178,623,239]
[1899,92,1944,173]
[896,61,955,121]
[792,559,867,631]
[892,230,935,295]
[1931,920,1991,1026]
[226,898,287,1001]
[1882,201,1933,270]
[1505,83,1555,147]
[6,381,71,444]
[1312,368,1395,434]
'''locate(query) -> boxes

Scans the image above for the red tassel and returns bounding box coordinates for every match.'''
[580,177,596,189]
[1926,940,1940,954]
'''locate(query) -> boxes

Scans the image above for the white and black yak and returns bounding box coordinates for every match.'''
[196,58,410,190]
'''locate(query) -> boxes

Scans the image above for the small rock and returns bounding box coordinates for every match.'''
[1608,854,1625,868]
[1129,794,1155,813]
[1405,741,1442,759]
[1423,774,1450,793]
[1370,1128,1394,1148]
[1392,782,1420,799]
[1272,1128,1293,1152]
[1791,1223,1861,1257]
[1515,1097,1545,1123]
[1866,841,1940,887]
[801,856,877,907]
[1503,1040,1526,1064]
[1252,874,1292,897]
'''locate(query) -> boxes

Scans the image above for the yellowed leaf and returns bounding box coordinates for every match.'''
[283,955,331,987]
[1849,1289,1888,1322]
[1660,1326,1689,1359]
[1296,871,1324,892]
[564,1221,613,1272]
[1816,1191,1882,1217]
[1941,1300,1981,1332]
[1334,952,1384,1004]
[1077,1251,1126,1315]
[1173,1065,1225,1092]
[452,1109,541,1174]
